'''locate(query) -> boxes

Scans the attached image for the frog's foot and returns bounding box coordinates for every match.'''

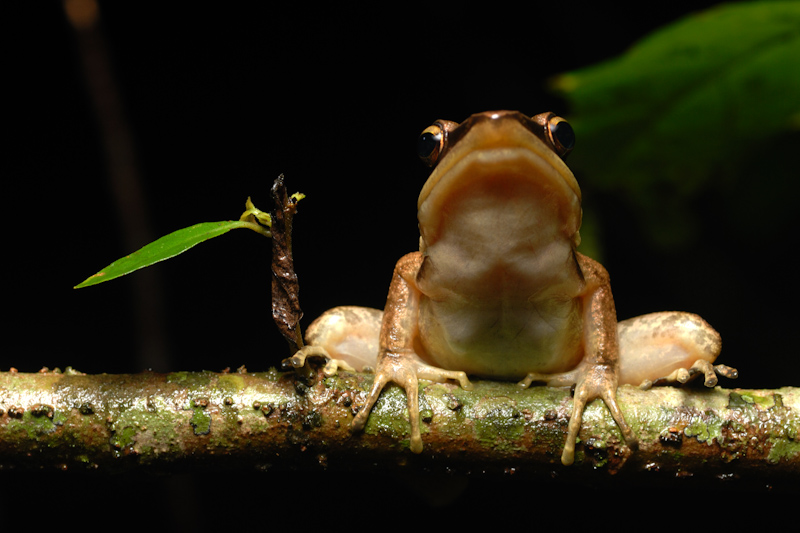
[351,352,473,453]
[519,365,636,466]
[639,360,739,390]
[617,312,737,390]
[284,345,357,377]
[294,306,382,375]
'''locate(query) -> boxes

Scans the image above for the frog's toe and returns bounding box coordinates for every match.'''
[285,345,356,377]
[351,372,389,433]
[518,373,540,388]
[518,370,578,389]
[675,367,693,384]
[561,394,586,465]
[416,364,474,390]
[321,357,356,376]
[284,345,322,369]
[694,360,738,387]
[694,360,719,386]
[638,379,654,390]
[561,439,576,465]
[655,360,738,388]
[447,370,473,391]
[714,364,738,380]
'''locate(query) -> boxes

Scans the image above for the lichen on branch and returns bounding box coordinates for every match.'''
[0,368,797,481]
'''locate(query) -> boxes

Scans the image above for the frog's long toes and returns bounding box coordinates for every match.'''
[638,379,654,390]
[280,355,303,372]
[351,412,368,433]
[561,443,575,466]
[715,364,738,380]
[518,373,541,388]
[409,435,423,454]
[322,360,338,376]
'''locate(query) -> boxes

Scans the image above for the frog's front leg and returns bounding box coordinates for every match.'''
[520,254,637,465]
[351,253,473,453]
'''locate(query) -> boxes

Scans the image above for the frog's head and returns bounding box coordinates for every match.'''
[416,110,581,250]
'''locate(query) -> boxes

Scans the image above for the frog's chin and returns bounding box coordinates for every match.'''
[418,116,580,208]
[418,146,582,246]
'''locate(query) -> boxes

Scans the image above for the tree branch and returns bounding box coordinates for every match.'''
[0,369,797,482]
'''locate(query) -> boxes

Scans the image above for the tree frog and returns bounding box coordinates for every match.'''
[292,110,736,465]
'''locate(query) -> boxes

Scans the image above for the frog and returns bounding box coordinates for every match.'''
[290,110,737,465]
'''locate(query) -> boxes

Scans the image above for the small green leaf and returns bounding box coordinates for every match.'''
[239,196,272,226]
[74,221,259,289]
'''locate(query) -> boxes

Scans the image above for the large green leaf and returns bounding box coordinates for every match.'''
[553,1,800,247]
[74,221,256,289]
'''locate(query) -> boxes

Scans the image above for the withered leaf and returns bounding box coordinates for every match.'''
[270,174,303,352]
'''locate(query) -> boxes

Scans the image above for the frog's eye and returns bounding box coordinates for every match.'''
[545,116,575,159]
[417,124,446,167]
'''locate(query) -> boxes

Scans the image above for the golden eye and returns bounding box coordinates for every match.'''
[546,116,575,158]
[417,124,445,167]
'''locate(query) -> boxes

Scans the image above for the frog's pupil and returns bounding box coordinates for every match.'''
[417,131,441,159]
[551,121,575,152]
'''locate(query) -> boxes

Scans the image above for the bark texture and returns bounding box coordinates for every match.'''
[0,368,797,482]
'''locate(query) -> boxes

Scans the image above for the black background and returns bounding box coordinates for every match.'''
[4,1,797,527]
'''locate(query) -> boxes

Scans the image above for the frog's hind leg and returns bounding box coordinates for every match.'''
[287,306,383,376]
[617,311,737,389]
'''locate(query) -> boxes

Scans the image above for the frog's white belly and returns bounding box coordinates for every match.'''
[418,295,583,379]
[416,181,585,378]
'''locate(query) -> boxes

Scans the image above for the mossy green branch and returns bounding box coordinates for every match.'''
[0,369,797,480]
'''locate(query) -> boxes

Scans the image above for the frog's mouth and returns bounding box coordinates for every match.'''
[418,113,582,247]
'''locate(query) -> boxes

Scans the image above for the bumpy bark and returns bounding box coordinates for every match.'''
[0,368,797,481]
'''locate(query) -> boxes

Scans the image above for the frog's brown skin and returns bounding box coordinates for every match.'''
[292,111,736,465]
